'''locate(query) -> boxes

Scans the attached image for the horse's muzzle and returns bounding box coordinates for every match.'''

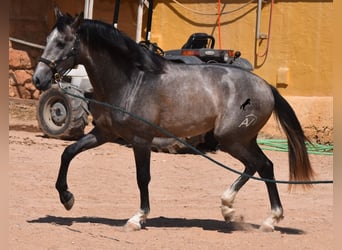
[32,75,51,91]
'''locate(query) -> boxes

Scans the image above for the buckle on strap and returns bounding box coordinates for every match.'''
[38,57,57,69]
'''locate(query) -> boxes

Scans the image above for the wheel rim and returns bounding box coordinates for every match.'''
[50,102,67,126]
[42,98,69,132]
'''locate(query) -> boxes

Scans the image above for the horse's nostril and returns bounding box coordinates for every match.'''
[33,77,40,88]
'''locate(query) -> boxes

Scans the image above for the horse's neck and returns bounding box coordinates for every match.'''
[80,48,138,101]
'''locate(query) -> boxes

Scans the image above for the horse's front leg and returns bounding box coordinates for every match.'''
[124,140,151,231]
[56,127,106,210]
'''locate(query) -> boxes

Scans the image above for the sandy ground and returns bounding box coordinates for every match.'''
[9,98,333,249]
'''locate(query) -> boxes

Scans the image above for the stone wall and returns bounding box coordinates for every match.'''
[9,0,54,99]
[8,40,41,99]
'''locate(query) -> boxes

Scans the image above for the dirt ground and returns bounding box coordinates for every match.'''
[9,98,333,250]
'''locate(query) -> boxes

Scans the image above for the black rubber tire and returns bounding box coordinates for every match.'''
[151,135,206,154]
[231,57,254,71]
[37,86,89,140]
[151,130,219,154]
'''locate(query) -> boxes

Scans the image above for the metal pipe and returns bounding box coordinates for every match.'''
[256,0,262,39]
[113,0,121,28]
[88,0,94,19]
[84,0,89,19]
[145,0,154,43]
[136,0,144,42]
[84,0,94,19]
[9,37,45,49]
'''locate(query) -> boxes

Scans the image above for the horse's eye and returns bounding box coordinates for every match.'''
[56,42,65,49]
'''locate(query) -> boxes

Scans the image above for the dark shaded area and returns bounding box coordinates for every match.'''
[28,215,306,235]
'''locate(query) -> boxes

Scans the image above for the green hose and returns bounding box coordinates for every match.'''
[257,138,333,155]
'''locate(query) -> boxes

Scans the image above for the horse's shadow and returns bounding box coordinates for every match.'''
[27,215,305,235]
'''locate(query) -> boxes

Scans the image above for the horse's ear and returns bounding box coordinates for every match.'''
[54,6,63,19]
[71,12,84,32]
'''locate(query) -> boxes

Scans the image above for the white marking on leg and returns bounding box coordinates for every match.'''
[124,209,149,231]
[221,188,237,206]
[259,207,284,232]
[220,188,237,222]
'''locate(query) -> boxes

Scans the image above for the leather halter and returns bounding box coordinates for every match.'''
[38,36,80,82]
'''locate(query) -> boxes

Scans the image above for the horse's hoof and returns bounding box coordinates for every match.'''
[62,194,75,211]
[259,223,274,232]
[123,221,142,232]
[221,205,235,222]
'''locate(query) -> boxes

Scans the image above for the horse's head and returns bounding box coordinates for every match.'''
[32,7,83,90]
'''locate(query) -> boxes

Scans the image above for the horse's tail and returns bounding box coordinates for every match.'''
[270,86,314,190]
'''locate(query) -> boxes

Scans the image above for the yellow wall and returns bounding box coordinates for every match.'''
[51,0,333,96]
[150,1,333,96]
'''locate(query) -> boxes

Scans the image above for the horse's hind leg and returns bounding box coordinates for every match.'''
[55,127,106,210]
[219,138,284,231]
[257,156,284,232]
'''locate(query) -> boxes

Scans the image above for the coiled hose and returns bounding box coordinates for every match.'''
[257,138,333,156]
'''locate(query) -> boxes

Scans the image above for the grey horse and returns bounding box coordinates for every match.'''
[32,8,314,232]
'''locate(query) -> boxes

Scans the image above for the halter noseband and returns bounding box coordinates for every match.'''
[38,36,80,82]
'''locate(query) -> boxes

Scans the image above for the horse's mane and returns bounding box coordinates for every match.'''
[75,18,165,74]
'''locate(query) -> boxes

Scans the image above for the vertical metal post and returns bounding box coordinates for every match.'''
[84,0,94,19]
[256,0,262,39]
[84,0,89,18]
[145,0,154,43]
[136,0,144,42]
[88,0,94,19]
[113,0,121,28]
